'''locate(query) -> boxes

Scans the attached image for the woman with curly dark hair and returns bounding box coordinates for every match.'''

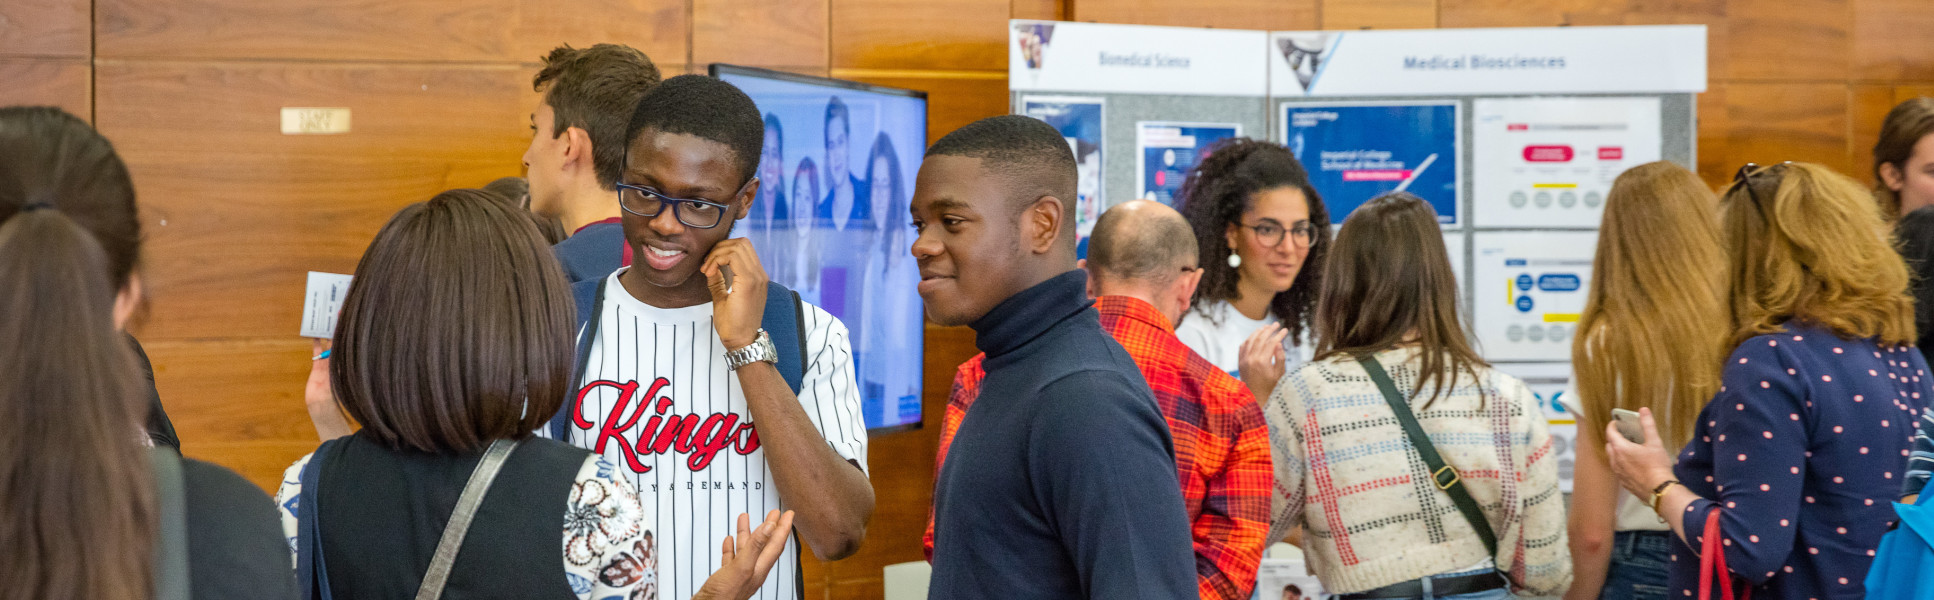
[1175,138,1332,401]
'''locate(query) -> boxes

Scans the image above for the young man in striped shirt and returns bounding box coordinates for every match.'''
[552,75,873,600]
[925,200,1275,599]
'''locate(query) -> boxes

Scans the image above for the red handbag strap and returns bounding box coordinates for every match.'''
[1698,507,1752,600]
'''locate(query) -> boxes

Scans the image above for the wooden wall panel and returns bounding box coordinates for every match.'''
[0,0,89,57]
[1697,82,1851,186]
[1849,84,1894,181]
[1438,0,1625,27]
[1070,0,1318,30]
[142,339,319,487]
[0,59,91,118]
[98,62,531,341]
[1012,0,1065,20]
[695,0,830,69]
[1718,0,1849,81]
[838,71,1010,144]
[1852,0,1934,81]
[831,0,1010,70]
[96,0,688,64]
[1322,0,1439,29]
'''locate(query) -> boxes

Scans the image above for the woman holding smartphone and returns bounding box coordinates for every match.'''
[1562,162,1730,600]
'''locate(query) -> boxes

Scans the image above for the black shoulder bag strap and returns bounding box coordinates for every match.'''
[1356,356,1504,565]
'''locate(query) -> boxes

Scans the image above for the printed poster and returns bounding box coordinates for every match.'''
[1472,231,1596,362]
[1021,96,1105,255]
[1472,97,1663,228]
[1256,558,1326,600]
[1284,101,1461,224]
[1495,362,1580,492]
[1137,121,1242,207]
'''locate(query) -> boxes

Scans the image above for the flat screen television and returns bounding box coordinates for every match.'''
[711,64,927,433]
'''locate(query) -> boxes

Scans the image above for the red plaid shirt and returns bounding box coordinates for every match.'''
[925,296,1274,600]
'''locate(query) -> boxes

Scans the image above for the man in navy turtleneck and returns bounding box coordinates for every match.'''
[911,114,1198,599]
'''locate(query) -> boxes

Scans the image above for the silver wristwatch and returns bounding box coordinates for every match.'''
[724,329,779,371]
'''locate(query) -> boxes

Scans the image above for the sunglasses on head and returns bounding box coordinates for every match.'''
[1733,162,1792,212]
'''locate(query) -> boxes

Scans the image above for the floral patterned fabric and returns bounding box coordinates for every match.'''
[277,453,654,600]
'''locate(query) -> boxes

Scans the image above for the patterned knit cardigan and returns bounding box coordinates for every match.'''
[1262,347,1572,595]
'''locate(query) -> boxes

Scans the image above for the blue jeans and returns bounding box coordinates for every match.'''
[1598,531,1673,600]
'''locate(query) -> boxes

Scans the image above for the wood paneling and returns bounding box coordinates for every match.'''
[1852,0,1934,81]
[142,338,317,486]
[96,0,688,64]
[1071,0,1318,30]
[831,0,1010,70]
[1438,0,1625,27]
[1849,84,1894,181]
[1697,82,1851,186]
[1012,0,1065,20]
[0,0,89,57]
[0,59,90,118]
[1718,0,1849,81]
[98,62,532,341]
[695,0,830,69]
[1322,0,1438,29]
[838,71,1010,144]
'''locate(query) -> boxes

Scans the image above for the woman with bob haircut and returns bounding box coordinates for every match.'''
[0,106,296,600]
[277,190,793,600]
[1263,192,1571,599]
[1175,138,1333,402]
[1562,162,1730,600]
[1606,162,1926,600]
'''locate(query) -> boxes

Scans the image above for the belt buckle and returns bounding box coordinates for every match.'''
[1432,465,1461,490]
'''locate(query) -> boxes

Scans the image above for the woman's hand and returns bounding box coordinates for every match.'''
[305,339,354,441]
[1604,407,1677,499]
[1238,323,1290,401]
[693,510,796,600]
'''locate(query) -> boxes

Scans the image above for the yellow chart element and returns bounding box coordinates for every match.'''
[1544,313,1580,323]
[1531,183,1579,188]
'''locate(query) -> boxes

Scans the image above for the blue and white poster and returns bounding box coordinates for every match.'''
[1021,96,1105,253]
[1282,101,1460,224]
[1137,121,1242,207]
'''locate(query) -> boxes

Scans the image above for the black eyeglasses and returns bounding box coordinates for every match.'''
[1241,220,1316,249]
[614,149,755,229]
[1734,162,1791,213]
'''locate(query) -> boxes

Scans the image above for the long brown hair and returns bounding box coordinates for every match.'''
[1572,162,1728,452]
[1873,97,1934,218]
[332,189,577,454]
[1723,162,1916,346]
[0,107,154,600]
[1314,192,1482,407]
[1179,138,1333,341]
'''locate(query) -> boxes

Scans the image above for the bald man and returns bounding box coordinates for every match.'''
[926,200,1275,600]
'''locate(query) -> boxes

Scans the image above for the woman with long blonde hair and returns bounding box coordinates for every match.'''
[1562,162,1729,600]
[1605,162,1922,600]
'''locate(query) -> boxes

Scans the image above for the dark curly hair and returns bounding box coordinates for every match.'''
[1176,137,1332,343]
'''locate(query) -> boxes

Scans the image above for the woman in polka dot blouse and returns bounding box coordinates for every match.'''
[1604,163,1925,600]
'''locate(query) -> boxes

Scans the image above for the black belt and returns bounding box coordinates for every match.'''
[1337,571,1509,600]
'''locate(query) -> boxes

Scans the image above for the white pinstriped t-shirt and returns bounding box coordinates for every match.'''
[558,270,869,600]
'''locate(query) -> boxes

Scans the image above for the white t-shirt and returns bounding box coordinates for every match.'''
[1174,299,1311,378]
[1558,390,1669,532]
[557,270,869,600]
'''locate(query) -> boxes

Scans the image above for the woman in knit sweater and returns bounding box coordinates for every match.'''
[1262,192,1572,599]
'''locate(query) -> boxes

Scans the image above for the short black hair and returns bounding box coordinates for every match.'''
[825,96,850,136]
[533,44,662,190]
[927,115,1078,222]
[764,113,784,150]
[625,75,765,184]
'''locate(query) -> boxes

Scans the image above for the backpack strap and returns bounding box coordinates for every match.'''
[297,438,344,600]
[415,439,520,600]
[1357,356,1507,572]
[551,276,609,440]
[150,447,189,600]
[760,280,807,395]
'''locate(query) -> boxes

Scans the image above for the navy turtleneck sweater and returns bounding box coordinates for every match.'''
[928,270,1198,600]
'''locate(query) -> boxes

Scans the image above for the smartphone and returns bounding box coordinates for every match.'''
[1611,409,1645,444]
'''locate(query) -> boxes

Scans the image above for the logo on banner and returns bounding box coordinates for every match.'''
[1276,32,1335,93]
[1015,23,1056,70]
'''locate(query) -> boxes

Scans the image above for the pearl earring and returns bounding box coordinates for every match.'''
[1227,253,1241,268]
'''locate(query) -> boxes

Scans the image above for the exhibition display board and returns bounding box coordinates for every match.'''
[1011,20,1708,491]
